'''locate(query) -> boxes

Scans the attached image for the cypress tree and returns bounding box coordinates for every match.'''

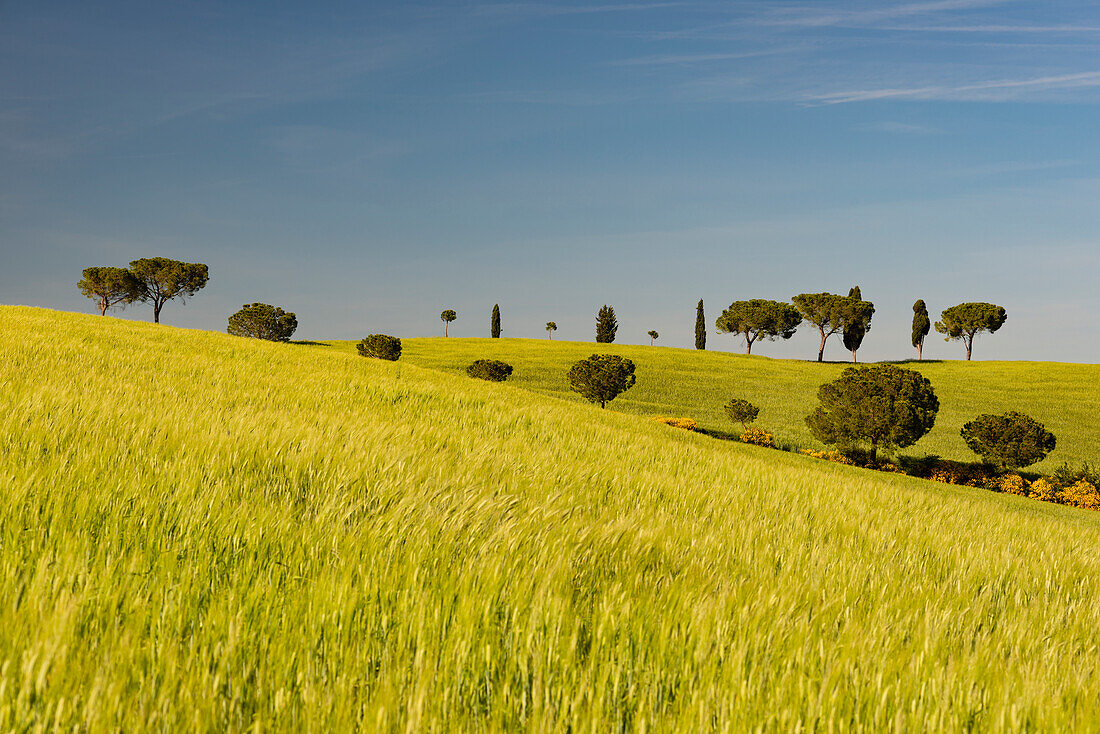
[491,304,501,338]
[695,299,706,350]
[912,300,930,360]
[595,305,618,343]
[841,286,874,363]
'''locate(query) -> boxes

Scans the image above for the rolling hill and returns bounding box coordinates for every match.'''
[3,305,1100,730]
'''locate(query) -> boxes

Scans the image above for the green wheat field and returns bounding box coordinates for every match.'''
[4,304,1100,731]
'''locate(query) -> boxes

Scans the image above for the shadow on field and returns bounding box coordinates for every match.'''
[290,341,331,347]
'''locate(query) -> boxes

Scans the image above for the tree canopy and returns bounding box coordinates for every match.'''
[648,330,659,345]
[568,354,635,408]
[792,292,850,362]
[724,398,760,430]
[357,334,402,361]
[227,303,298,342]
[491,304,501,339]
[912,300,931,360]
[595,305,618,343]
[467,359,513,382]
[935,302,1007,360]
[128,257,209,324]
[716,299,802,355]
[440,309,457,337]
[841,286,874,363]
[805,364,939,463]
[77,266,139,316]
[961,412,1056,469]
[695,299,706,350]
[545,321,557,339]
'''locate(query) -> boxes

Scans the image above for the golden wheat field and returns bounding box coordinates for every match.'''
[3,305,1100,731]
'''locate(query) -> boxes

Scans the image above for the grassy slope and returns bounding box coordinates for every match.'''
[320,336,1100,471]
[4,306,1100,730]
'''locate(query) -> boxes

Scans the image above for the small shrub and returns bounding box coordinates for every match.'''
[926,460,998,487]
[961,411,1056,470]
[1063,481,1100,510]
[1053,462,1100,488]
[466,359,513,382]
[357,334,402,361]
[740,427,776,448]
[568,354,635,408]
[1028,478,1062,503]
[996,474,1030,496]
[723,398,760,430]
[652,416,697,431]
[227,303,297,341]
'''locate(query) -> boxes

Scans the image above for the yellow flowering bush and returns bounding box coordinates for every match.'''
[651,416,698,432]
[996,474,1031,496]
[740,427,776,448]
[1062,481,1100,510]
[1028,478,1061,503]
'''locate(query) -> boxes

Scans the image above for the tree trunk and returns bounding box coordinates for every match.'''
[817,329,826,362]
[869,442,877,465]
[965,335,972,361]
[99,300,107,316]
[851,348,857,363]
[917,342,923,361]
[444,322,448,337]
[153,300,162,324]
[746,336,753,355]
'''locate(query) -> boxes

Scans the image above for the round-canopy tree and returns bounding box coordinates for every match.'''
[467,359,513,382]
[724,398,760,430]
[568,354,635,408]
[441,309,457,337]
[595,305,618,343]
[792,292,850,362]
[716,299,802,355]
[912,299,931,360]
[128,257,209,324]
[648,330,659,346]
[805,364,939,463]
[961,411,1056,470]
[935,302,1006,360]
[546,321,557,340]
[77,266,139,315]
[357,334,402,361]
[227,303,298,342]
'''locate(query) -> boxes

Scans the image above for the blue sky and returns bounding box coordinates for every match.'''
[3,0,1099,361]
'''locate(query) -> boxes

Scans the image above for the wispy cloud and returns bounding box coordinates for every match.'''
[809,71,1100,104]
[749,0,1011,29]
[608,47,807,66]
[852,121,945,135]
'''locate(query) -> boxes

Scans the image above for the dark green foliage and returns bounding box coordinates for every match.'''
[792,292,850,362]
[227,303,298,342]
[961,412,1056,469]
[467,359,513,382]
[77,266,140,315]
[648,330,659,346]
[716,299,802,355]
[568,354,635,408]
[441,309,457,337]
[935,302,1007,360]
[1053,462,1100,487]
[695,299,706,350]
[491,304,501,339]
[912,300,931,360]
[805,364,939,462]
[357,334,402,361]
[841,286,874,363]
[546,321,557,340]
[595,305,618,343]
[724,398,760,430]
[129,257,209,324]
